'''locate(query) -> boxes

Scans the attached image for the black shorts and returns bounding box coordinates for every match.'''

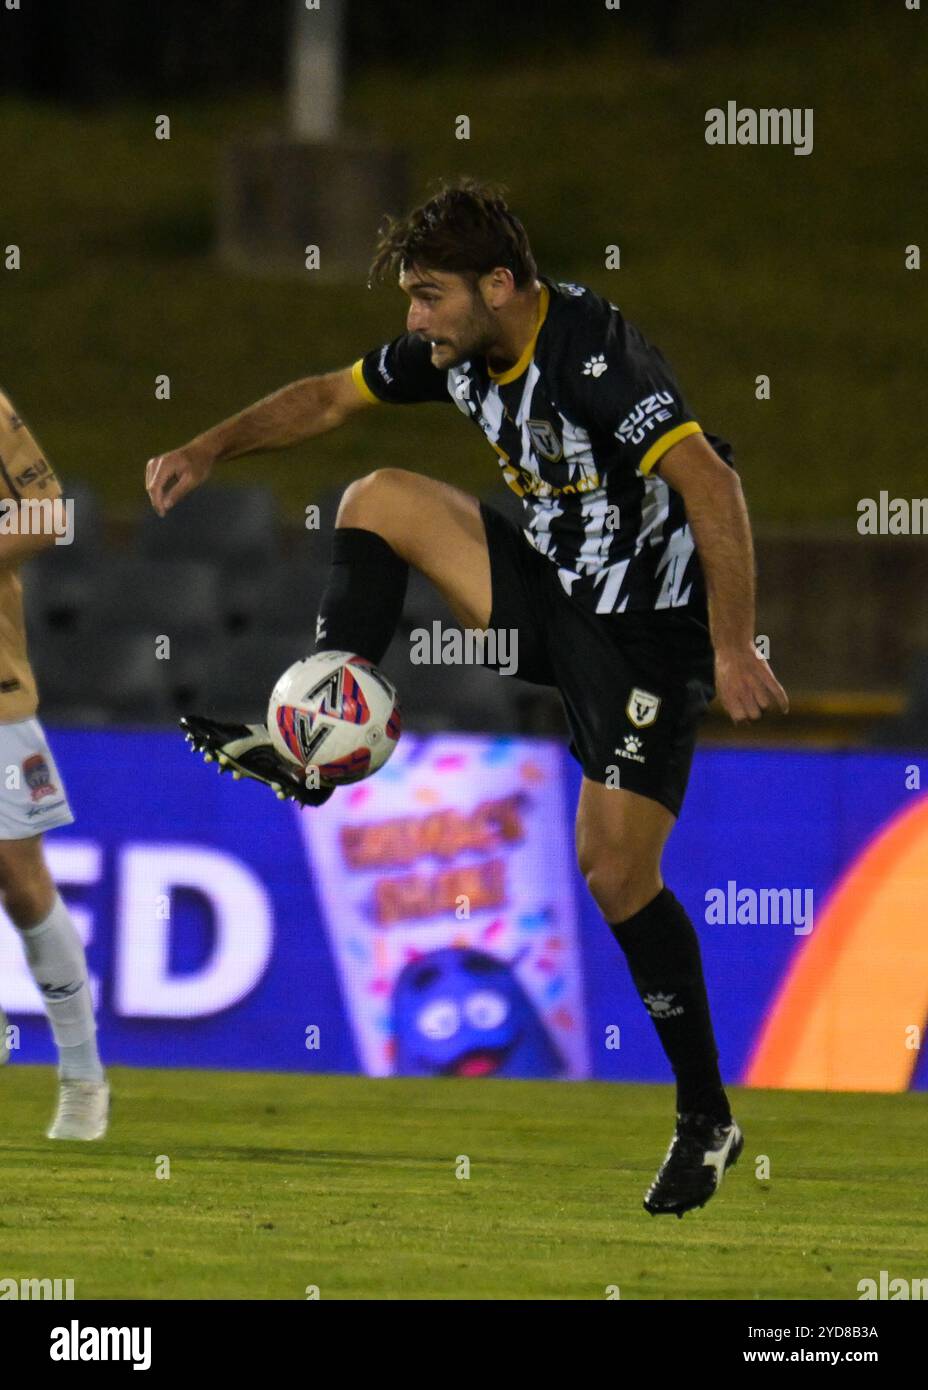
[478,501,716,818]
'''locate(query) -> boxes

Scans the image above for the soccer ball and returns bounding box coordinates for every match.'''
[268,651,402,785]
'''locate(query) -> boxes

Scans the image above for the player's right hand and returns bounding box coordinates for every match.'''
[145,444,213,516]
[714,644,790,724]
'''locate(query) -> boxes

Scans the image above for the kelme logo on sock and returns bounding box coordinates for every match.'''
[643,991,684,1019]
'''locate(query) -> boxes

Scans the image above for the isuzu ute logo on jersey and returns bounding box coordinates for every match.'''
[627,687,661,728]
[13,457,55,489]
[616,392,675,447]
[526,419,563,463]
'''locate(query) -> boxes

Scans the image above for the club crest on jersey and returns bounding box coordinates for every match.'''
[22,754,56,801]
[626,687,661,729]
[526,419,563,463]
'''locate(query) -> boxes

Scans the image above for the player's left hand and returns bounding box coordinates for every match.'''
[145,442,213,517]
[714,644,789,724]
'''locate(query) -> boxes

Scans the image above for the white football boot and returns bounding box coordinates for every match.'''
[47,1078,110,1141]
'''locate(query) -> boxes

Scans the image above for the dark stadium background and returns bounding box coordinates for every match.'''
[1,0,924,736]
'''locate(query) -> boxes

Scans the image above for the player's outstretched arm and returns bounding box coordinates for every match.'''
[654,432,789,724]
[145,366,373,516]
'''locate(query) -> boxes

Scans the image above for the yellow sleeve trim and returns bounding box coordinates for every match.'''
[351,358,381,405]
[638,421,703,476]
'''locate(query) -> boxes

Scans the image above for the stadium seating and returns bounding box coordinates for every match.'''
[135,484,280,572]
[60,479,107,562]
[33,630,175,725]
[868,652,928,747]
[21,480,110,636]
[229,548,332,636]
[380,633,524,734]
[84,557,223,635]
[26,552,229,717]
[22,552,102,638]
[23,479,552,735]
[307,483,347,538]
[197,631,314,724]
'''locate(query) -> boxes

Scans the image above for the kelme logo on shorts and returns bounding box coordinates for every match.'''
[627,687,661,728]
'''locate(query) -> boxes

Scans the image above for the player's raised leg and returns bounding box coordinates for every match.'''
[183,468,492,803]
[575,778,741,1216]
[313,466,493,659]
[0,832,108,1140]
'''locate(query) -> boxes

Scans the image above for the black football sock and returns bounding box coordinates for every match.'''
[609,886,732,1126]
[314,526,409,665]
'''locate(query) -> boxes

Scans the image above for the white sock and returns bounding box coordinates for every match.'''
[19,892,104,1083]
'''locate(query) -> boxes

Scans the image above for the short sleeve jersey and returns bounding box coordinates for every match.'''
[352,276,735,616]
[0,389,63,721]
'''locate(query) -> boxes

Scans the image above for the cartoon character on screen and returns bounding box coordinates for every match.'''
[391,946,564,1078]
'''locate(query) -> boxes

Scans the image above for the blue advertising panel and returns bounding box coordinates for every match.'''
[1,730,925,1091]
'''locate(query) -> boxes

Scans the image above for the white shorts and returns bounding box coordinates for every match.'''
[0,718,75,839]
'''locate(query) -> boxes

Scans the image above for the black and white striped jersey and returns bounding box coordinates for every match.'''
[351,275,734,617]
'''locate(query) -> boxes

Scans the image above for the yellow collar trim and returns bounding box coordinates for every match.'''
[487,283,550,385]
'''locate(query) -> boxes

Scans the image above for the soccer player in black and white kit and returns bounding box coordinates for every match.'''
[146,181,788,1217]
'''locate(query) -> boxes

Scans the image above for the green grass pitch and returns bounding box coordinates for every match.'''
[1,1066,925,1300]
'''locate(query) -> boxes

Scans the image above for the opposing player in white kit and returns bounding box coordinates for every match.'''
[0,389,108,1139]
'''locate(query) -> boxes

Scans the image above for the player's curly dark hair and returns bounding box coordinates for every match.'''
[368,177,537,289]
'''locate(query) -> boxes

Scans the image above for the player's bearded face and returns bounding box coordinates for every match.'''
[403,269,498,368]
[434,285,498,366]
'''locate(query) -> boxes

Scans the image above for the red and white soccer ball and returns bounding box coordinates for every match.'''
[268,651,402,785]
